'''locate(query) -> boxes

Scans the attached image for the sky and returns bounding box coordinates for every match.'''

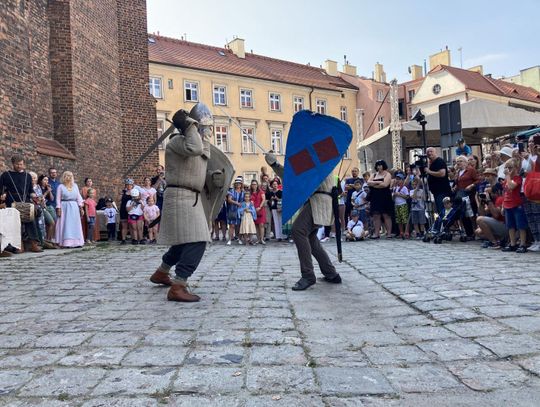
[147,0,539,83]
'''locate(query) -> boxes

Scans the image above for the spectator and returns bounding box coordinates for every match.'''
[143,196,160,244]
[260,182,272,241]
[367,160,393,239]
[0,156,42,252]
[29,171,46,246]
[250,180,267,245]
[84,188,98,244]
[55,171,84,248]
[140,176,157,205]
[81,178,93,199]
[126,188,145,245]
[212,200,228,241]
[425,147,452,214]
[521,135,540,251]
[267,179,285,241]
[351,179,368,226]
[119,178,135,244]
[151,165,166,210]
[345,210,365,241]
[501,159,528,253]
[454,155,479,239]
[337,177,346,234]
[103,198,117,242]
[475,171,506,249]
[239,192,257,245]
[497,146,514,180]
[38,174,56,242]
[468,155,480,171]
[226,177,245,245]
[456,138,472,156]
[392,173,410,238]
[410,177,426,238]
[47,167,60,221]
[344,167,361,221]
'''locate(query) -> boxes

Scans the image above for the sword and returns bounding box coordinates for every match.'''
[215,106,268,154]
[123,121,177,178]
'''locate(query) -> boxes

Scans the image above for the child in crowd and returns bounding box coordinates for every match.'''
[238,192,257,245]
[351,179,368,226]
[103,198,117,242]
[143,196,160,244]
[392,173,410,238]
[126,188,145,245]
[502,158,528,253]
[346,210,365,241]
[84,188,97,244]
[409,177,426,238]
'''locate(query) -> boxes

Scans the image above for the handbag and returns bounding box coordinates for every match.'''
[7,171,35,223]
[524,159,540,203]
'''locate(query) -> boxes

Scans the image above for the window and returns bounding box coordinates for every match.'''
[149,77,162,98]
[316,99,326,114]
[213,85,227,106]
[343,148,350,159]
[378,116,384,131]
[157,119,166,149]
[184,81,199,102]
[340,106,348,122]
[242,127,256,153]
[168,79,174,89]
[240,88,253,108]
[398,99,405,119]
[214,125,230,152]
[269,92,281,111]
[408,89,416,101]
[293,96,304,112]
[376,89,384,102]
[243,172,258,182]
[270,129,283,154]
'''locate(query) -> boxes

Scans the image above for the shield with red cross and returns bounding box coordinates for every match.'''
[281,110,352,223]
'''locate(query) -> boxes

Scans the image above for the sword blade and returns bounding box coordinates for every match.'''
[123,123,177,178]
[215,106,267,153]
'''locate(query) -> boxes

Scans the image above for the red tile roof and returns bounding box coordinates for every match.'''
[36,137,75,160]
[431,65,540,104]
[148,35,357,92]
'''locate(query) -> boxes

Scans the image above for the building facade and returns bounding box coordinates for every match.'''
[502,66,540,92]
[148,36,359,181]
[0,0,157,196]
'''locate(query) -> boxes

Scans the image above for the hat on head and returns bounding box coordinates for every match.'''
[234,177,243,184]
[130,188,140,197]
[457,138,465,144]
[124,178,134,185]
[395,172,405,180]
[483,168,498,176]
[500,146,514,158]
[350,210,359,217]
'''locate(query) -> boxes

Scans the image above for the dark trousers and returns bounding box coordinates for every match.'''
[292,202,337,282]
[162,242,207,280]
[433,193,446,214]
[107,223,116,240]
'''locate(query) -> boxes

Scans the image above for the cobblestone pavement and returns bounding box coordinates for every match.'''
[1,238,540,406]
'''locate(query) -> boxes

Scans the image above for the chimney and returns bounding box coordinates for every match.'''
[374,62,386,82]
[228,37,245,59]
[410,65,423,80]
[468,65,483,74]
[324,59,338,76]
[429,49,451,70]
[342,63,357,76]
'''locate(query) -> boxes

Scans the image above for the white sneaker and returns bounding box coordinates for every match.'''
[260,240,266,245]
[226,240,231,246]
[330,232,336,238]
[238,240,243,245]
[529,242,540,252]
[320,237,330,243]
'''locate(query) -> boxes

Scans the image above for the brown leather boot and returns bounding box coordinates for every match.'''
[167,283,200,302]
[150,269,172,286]
[29,241,43,253]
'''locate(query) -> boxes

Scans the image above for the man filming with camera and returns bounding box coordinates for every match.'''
[475,168,507,249]
[425,147,452,213]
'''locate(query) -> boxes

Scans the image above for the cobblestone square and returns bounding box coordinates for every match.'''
[1,240,540,406]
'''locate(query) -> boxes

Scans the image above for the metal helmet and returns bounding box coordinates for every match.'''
[189,103,213,126]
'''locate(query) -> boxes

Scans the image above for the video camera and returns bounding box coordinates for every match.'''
[413,154,429,173]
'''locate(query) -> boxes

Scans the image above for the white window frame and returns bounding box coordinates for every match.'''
[184,80,199,102]
[157,118,166,150]
[270,128,284,155]
[343,148,350,159]
[213,85,227,106]
[243,172,258,182]
[408,89,416,101]
[376,89,384,102]
[241,126,256,153]
[378,116,384,131]
[149,76,162,99]
[316,98,327,114]
[240,88,253,109]
[167,79,174,89]
[293,96,304,112]
[340,106,348,122]
[214,125,230,152]
[269,92,281,112]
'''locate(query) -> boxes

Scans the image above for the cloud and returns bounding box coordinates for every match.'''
[463,53,509,68]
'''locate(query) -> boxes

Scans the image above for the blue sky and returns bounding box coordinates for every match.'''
[147,0,539,82]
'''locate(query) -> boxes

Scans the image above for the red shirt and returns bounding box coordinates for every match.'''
[84,198,97,216]
[502,176,522,209]
[493,196,505,222]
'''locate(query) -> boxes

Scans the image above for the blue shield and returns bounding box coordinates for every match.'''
[282,110,352,223]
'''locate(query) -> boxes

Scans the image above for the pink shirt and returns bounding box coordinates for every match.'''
[84,198,97,216]
[143,204,160,221]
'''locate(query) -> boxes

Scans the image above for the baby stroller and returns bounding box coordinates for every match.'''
[423,197,465,244]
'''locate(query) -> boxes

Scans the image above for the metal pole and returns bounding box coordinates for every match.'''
[216,106,267,154]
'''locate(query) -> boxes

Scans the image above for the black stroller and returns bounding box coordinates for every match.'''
[423,197,465,244]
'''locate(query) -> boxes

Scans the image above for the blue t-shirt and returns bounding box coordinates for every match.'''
[456,145,472,156]
[47,178,60,206]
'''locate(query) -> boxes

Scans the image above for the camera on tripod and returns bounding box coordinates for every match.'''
[413,154,429,173]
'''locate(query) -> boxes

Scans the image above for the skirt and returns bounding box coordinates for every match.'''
[239,212,256,235]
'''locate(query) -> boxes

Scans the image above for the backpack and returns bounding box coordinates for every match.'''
[524,159,540,203]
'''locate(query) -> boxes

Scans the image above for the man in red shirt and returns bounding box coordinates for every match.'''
[501,159,528,253]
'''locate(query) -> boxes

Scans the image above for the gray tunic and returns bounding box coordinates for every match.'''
[158,125,211,246]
